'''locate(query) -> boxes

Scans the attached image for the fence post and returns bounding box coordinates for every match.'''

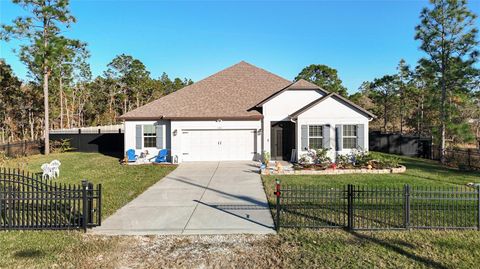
[7,186,12,229]
[81,180,88,232]
[87,182,94,227]
[347,184,354,231]
[477,186,480,231]
[98,184,102,226]
[6,141,10,157]
[404,185,410,229]
[274,179,281,231]
[468,149,472,170]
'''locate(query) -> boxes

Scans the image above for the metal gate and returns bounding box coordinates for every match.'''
[0,168,101,231]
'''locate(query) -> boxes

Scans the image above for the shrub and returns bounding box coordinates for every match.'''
[298,148,332,166]
[262,151,270,165]
[50,139,75,153]
[368,152,400,169]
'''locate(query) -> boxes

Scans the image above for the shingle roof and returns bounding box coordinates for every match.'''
[254,79,329,107]
[119,61,291,120]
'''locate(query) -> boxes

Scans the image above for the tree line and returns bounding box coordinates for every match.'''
[0,0,191,149]
[0,57,191,144]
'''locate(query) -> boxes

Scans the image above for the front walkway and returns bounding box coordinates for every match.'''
[92,162,275,235]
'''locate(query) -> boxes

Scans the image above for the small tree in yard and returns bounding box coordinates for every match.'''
[415,0,479,163]
[1,0,77,155]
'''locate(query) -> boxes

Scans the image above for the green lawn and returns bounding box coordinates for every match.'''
[2,152,177,217]
[261,153,480,269]
[278,229,480,269]
[263,153,480,203]
[2,152,480,268]
[0,152,176,268]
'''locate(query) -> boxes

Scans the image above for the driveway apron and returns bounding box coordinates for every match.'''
[92,162,275,235]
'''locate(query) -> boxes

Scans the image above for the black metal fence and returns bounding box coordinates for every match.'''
[0,140,43,158]
[0,168,101,231]
[274,182,480,231]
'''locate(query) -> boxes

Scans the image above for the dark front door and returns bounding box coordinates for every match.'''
[271,121,295,161]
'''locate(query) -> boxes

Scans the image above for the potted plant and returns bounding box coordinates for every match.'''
[262,151,271,167]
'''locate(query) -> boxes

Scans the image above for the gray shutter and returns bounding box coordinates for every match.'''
[135,125,142,149]
[357,124,365,150]
[301,125,308,150]
[322,125,330,149]
[335,125,343,151]
[156,125,164,149]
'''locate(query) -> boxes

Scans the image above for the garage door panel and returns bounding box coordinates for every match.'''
[183,129,256,161]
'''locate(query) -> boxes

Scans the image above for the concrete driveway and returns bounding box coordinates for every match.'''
[92,162,275,235]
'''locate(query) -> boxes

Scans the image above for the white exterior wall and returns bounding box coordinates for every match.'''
[170,120,261,163]
[297,97,370,160]
[124,120,170,160]
[262,90,325,155]
[125,120,261,163]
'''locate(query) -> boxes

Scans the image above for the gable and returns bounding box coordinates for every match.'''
[263,89,325,120]
[297,96,371,120]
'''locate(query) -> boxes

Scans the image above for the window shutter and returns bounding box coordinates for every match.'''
[322,125,330,149]
[357,124,365,150]
[301,125,308,150]
[335,125,343,151]
[156,125,164,149]
[135,125,142,149]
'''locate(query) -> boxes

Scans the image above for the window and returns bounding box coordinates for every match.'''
[143,125,156,148]
[308,125,323,149]
[343,125,357,149]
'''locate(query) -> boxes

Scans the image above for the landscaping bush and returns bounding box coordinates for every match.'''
[296,150,401,170]
[50,139,75,153]
[297,149,332,170]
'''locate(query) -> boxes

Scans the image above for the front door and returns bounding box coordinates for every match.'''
[271,121,295,161]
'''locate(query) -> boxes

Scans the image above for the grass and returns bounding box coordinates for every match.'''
[261,153,480,269]
[2,152,177,217]
[278,229,480,269]
[0,152,176,268]
[262,153,480,203]
[2,152,480,268]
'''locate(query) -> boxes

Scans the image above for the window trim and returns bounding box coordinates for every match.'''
[143,125,157,148]
[308,125,323,149]
[342,124,357,149]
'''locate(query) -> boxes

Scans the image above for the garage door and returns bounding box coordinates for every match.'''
[182,129,256,161]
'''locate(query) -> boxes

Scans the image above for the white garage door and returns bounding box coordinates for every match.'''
[182,129,256,161]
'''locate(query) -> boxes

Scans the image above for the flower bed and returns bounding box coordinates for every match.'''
[261,164,406,175]
[260,150,406,175]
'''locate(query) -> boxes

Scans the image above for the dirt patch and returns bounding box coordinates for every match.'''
[79,234,294,269]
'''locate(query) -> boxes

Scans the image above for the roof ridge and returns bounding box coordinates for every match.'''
[118,61,292,120]
[237,61,291,83]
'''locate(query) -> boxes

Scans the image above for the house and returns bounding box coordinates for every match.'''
[119,61,375,163]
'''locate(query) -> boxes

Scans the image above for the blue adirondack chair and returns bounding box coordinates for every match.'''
[126,149,138,162]
[151,149,168,163]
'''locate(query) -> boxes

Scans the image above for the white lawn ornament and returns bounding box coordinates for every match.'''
[41,163,54,179]
[49,160,61,178]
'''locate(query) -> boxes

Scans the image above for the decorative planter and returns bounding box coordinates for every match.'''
[261,165,406,175]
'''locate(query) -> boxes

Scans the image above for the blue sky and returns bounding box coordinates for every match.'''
[1,0,479,94]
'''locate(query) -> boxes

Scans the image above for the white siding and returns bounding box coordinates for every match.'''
[262,90,324,156]
[125,120,261,163]
[124,120,170,160]
[296,97,370,160]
